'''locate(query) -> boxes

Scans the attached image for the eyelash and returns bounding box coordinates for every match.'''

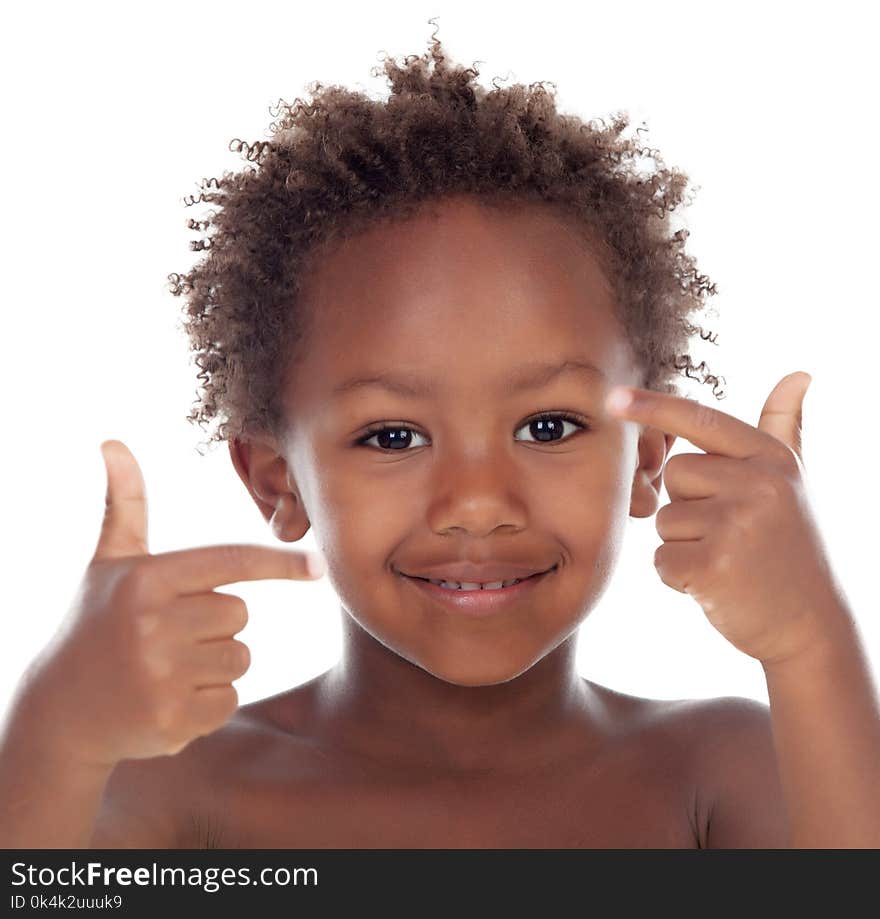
[354,411,591,452]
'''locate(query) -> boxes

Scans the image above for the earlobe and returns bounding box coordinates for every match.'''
[270,493,291,540]
[628,429,677,519]
[227,437,312,541]
[270,491,314,543]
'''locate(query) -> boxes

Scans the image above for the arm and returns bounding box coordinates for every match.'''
[88,759,185,849]
[0,690,114,848]
[699,698,790,849]
[0,688,181,849]
[761,611,880,848]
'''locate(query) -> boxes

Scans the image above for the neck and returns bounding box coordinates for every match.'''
[309,608,606,777]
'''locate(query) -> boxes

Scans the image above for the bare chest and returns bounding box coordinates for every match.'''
[179,733,699,849]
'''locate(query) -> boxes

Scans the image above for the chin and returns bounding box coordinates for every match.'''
[416,655,538,688]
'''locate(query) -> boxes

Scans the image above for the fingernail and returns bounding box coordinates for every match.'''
[307,552,327,577]
[605,387,633,414]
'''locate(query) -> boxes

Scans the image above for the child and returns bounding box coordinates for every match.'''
[2,24,878,849]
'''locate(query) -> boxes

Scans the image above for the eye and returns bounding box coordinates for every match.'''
[514,411,590,444]
[356,424,430,452]
[354,411,590,452]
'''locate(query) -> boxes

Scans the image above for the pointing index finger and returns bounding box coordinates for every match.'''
[144,543,325,597]
[603,386,769,459]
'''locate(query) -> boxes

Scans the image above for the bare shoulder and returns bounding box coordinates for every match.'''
[91,677,331,850]
[669,694,789,848]
[89,709,274,850]
[90,751,191,849]
[582,682,789,848]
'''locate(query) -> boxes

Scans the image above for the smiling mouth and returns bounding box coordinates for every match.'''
[404,564,558,591]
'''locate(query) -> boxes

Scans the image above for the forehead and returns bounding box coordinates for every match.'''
[286,196,635,403]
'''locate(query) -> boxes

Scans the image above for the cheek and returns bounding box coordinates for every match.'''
[582,466,633,587]
[295,445,396,535]
[302,437,632,580]
[541,460,630,596]
[317,520,390,598]
[551,457,627,528]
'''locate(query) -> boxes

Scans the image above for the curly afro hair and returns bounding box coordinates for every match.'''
[168,18,724,455]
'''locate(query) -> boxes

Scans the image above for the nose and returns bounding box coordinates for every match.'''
[426,453,528,537]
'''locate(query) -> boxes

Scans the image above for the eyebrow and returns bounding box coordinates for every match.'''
[330,358,607,399]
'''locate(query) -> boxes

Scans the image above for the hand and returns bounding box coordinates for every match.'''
[20,439,325,769]
[604,371,850,667]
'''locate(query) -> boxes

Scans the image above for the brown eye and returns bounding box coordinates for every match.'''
[514,412,589,444]
[355,411,590,453]
[356,425,428,451]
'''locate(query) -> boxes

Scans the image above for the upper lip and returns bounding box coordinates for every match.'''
[398,563,557,583]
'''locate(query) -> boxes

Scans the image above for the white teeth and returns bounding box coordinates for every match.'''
[428,578,523,590]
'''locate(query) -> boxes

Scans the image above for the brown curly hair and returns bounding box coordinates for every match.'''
[168,18,724,455]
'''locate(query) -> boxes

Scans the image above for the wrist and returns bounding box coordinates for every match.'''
[761,606,861,681]
[4,683,119,776]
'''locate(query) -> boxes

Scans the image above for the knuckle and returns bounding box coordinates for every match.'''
[218,543,247,570]
[756,478,784,503]
[121,561,157,605]
[727,498,760,532]
[705,537,733,579]
[133,610,160,638]
[128,619,172,676]
[749,471,786,503]
[131,637,177,697]
[151,696,178,733]
[694,403,721,432]
[713,548,733,576]
[142,648,173,680]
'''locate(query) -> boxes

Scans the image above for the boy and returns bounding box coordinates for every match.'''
[2,30,878,849]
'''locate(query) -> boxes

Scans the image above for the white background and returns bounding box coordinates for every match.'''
[2,0,877,715]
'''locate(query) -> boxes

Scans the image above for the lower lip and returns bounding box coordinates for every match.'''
[400,567,557,616]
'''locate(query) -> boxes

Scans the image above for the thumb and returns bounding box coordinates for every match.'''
[94,439,150,560]
[756,370,811,463]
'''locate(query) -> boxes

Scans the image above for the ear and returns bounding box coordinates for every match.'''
[628,428,677,519]
[228,437,311,542]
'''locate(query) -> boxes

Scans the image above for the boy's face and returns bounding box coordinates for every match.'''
[230,194,675,686]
